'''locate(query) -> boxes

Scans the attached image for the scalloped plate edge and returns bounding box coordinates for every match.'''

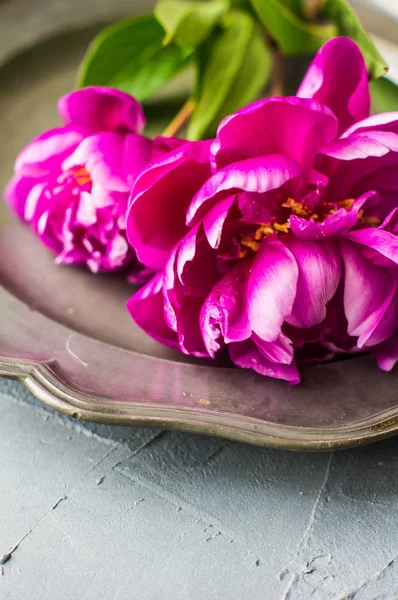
[2,356,398,451]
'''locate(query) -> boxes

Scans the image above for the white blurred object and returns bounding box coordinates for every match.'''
[372,35,398,83]
[351,0,398,83]
[353,0,398,20]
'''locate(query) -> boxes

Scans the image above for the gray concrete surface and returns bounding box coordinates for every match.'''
[1,378,398,599]
[1,0,398,598]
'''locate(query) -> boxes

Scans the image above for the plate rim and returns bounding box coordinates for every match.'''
[2,356,398,451]
[2,4,398,451]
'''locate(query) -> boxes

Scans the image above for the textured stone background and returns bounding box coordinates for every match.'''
[1,1,398,598]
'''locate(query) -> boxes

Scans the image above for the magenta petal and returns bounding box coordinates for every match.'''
[76,191,97,226]
[290,211,352,241]
[375,332,398,372]
[127,273,179,350]
[176,227,220,296]
[298,37,370,135]
[289,191,378,240]
[212,96,337,171]
[347,228,398,266]
[380,207,398,234]
[321,131,398,161]
[187,155,303,225]
[200,262,252,357]
[341,240,396,347]
[124,134,154,186]
[253,332,294,365]
[126,265,156,285]
[63,133,151,192]
[176,297,209,358]
[341,112,398,138]
[319,133,398,209]
[229,339,300,384]
[4,176,44,220]
[127,141,212,270]
[202,195,236,249]
[284,237,341,328]
[15,125,85,177]
[150,136,186,160]
[58,86,146,134]
[364,294,398,348]
[247,237,298,342]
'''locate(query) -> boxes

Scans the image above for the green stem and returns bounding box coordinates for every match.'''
[271,50,285,97]
[162,98,196,137]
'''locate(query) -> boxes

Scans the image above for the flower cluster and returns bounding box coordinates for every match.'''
[126,37,398,383]
[5,86,176,280]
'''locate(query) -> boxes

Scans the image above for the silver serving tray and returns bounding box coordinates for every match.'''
[1,12,398,451]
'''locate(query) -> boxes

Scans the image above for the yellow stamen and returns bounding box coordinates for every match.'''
[273,222,290,233]
[73,166,91,185]
[282,198,310,218]
[240,236,261,253]
[254,224,274,239]
[239,248,250,259]
[339,198,355,210]
[358,214,381,227]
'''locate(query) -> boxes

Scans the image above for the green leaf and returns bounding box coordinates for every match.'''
[77,15,190,102]
[371,77,398,114]
[188,10,271,140]
[208,25,272,134]
[250,0,337,55]
[282,0,325,20]
[322,0,388,79]
[154,0,229,52]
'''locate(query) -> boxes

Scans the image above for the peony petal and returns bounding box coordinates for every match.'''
[202,195,236,249]
[176,296,209,358]
[126,264,156,285]
[212,96,337,171]
[320,131,398,161]
[247,237,298,342]
[150,136,186,160]
[187,155,303,226]
[4,176,45,220]
[176,227,220,297]
[364,293,398,348]
[127,273,179,350]
[290,191,377,240]
[347,227,398,266]
[341,240,396,348]
[229,339,300,384]
[319,133,398,211]
[380,207,398,235]
[106,233,130,269]
[127,141,212,270]
[63,133,152,193]
[283,236,341,329]
[24,183,48,224]
[123,134,154,187]
[58,86,146,134]
[297,37,370,135]
[341,112,398,138]
[253,332,294,365]
[76,191,97,227]
[15,125,85,177]
[200,261,252,356]
[374,332,398,372]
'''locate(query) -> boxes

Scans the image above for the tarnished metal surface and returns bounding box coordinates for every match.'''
[1,0,397,451]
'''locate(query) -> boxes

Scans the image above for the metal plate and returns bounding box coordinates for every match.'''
[1,18,398,451]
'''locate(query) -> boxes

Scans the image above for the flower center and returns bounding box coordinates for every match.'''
[237,197,380,258]
[72,166,91,185]
[58,166,92,188]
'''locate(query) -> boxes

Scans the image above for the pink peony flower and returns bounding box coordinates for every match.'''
[127,37,398,383]
[5,86,173,277]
